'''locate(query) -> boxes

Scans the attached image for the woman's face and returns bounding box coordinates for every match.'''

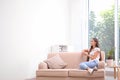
[90,39,96,47]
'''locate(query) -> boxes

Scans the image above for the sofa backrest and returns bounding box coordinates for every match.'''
[100,51,105,61]
[47,51,105,69]
[47,52,87,69]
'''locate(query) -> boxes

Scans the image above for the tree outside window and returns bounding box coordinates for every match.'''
[88,0,120,59]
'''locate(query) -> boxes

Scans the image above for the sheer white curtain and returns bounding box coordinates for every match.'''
[69,0,89,51]
[114,0,119,64]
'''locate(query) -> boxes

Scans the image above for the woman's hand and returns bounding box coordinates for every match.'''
[82,52,88,56]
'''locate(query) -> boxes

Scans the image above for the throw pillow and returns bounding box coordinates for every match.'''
[44,54,67,69]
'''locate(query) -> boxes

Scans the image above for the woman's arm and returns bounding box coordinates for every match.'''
[82,49,89,52]
[85,51,100,60]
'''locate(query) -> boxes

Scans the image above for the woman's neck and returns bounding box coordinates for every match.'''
[93,46,96,49]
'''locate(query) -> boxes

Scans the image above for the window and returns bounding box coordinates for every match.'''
[88,0,115,59]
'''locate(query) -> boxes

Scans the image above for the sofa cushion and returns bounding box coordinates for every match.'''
[69,69,104,77]
[44,54,67,69]
[36,69,69,77]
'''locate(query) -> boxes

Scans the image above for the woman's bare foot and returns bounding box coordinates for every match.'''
[93,67,98,71]
[88,68,93,74]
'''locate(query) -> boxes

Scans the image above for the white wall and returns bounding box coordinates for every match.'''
[0,0,89,80]
[69,0,88,51]
[0,0,70,80]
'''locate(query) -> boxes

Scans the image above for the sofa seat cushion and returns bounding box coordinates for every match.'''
[69,69,104,77]
[36,69,69,77]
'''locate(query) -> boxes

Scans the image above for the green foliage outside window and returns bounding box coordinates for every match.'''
[88,6,120,59]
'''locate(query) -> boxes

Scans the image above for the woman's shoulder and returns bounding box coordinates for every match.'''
[94,47,100,51]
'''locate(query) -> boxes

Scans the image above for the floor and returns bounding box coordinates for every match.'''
[105,67,116,80]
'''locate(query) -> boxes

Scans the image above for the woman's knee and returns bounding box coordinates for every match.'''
[79,62,86,70]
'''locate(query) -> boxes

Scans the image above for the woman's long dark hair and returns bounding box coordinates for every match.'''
[87,38,102,61]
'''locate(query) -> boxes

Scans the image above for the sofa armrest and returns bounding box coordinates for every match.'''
[38,62,48,69]
[98,61,105,69]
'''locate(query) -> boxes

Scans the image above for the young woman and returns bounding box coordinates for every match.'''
[79,38,101,74]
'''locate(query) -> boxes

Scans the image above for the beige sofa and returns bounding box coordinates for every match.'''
[36,52,105,80]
